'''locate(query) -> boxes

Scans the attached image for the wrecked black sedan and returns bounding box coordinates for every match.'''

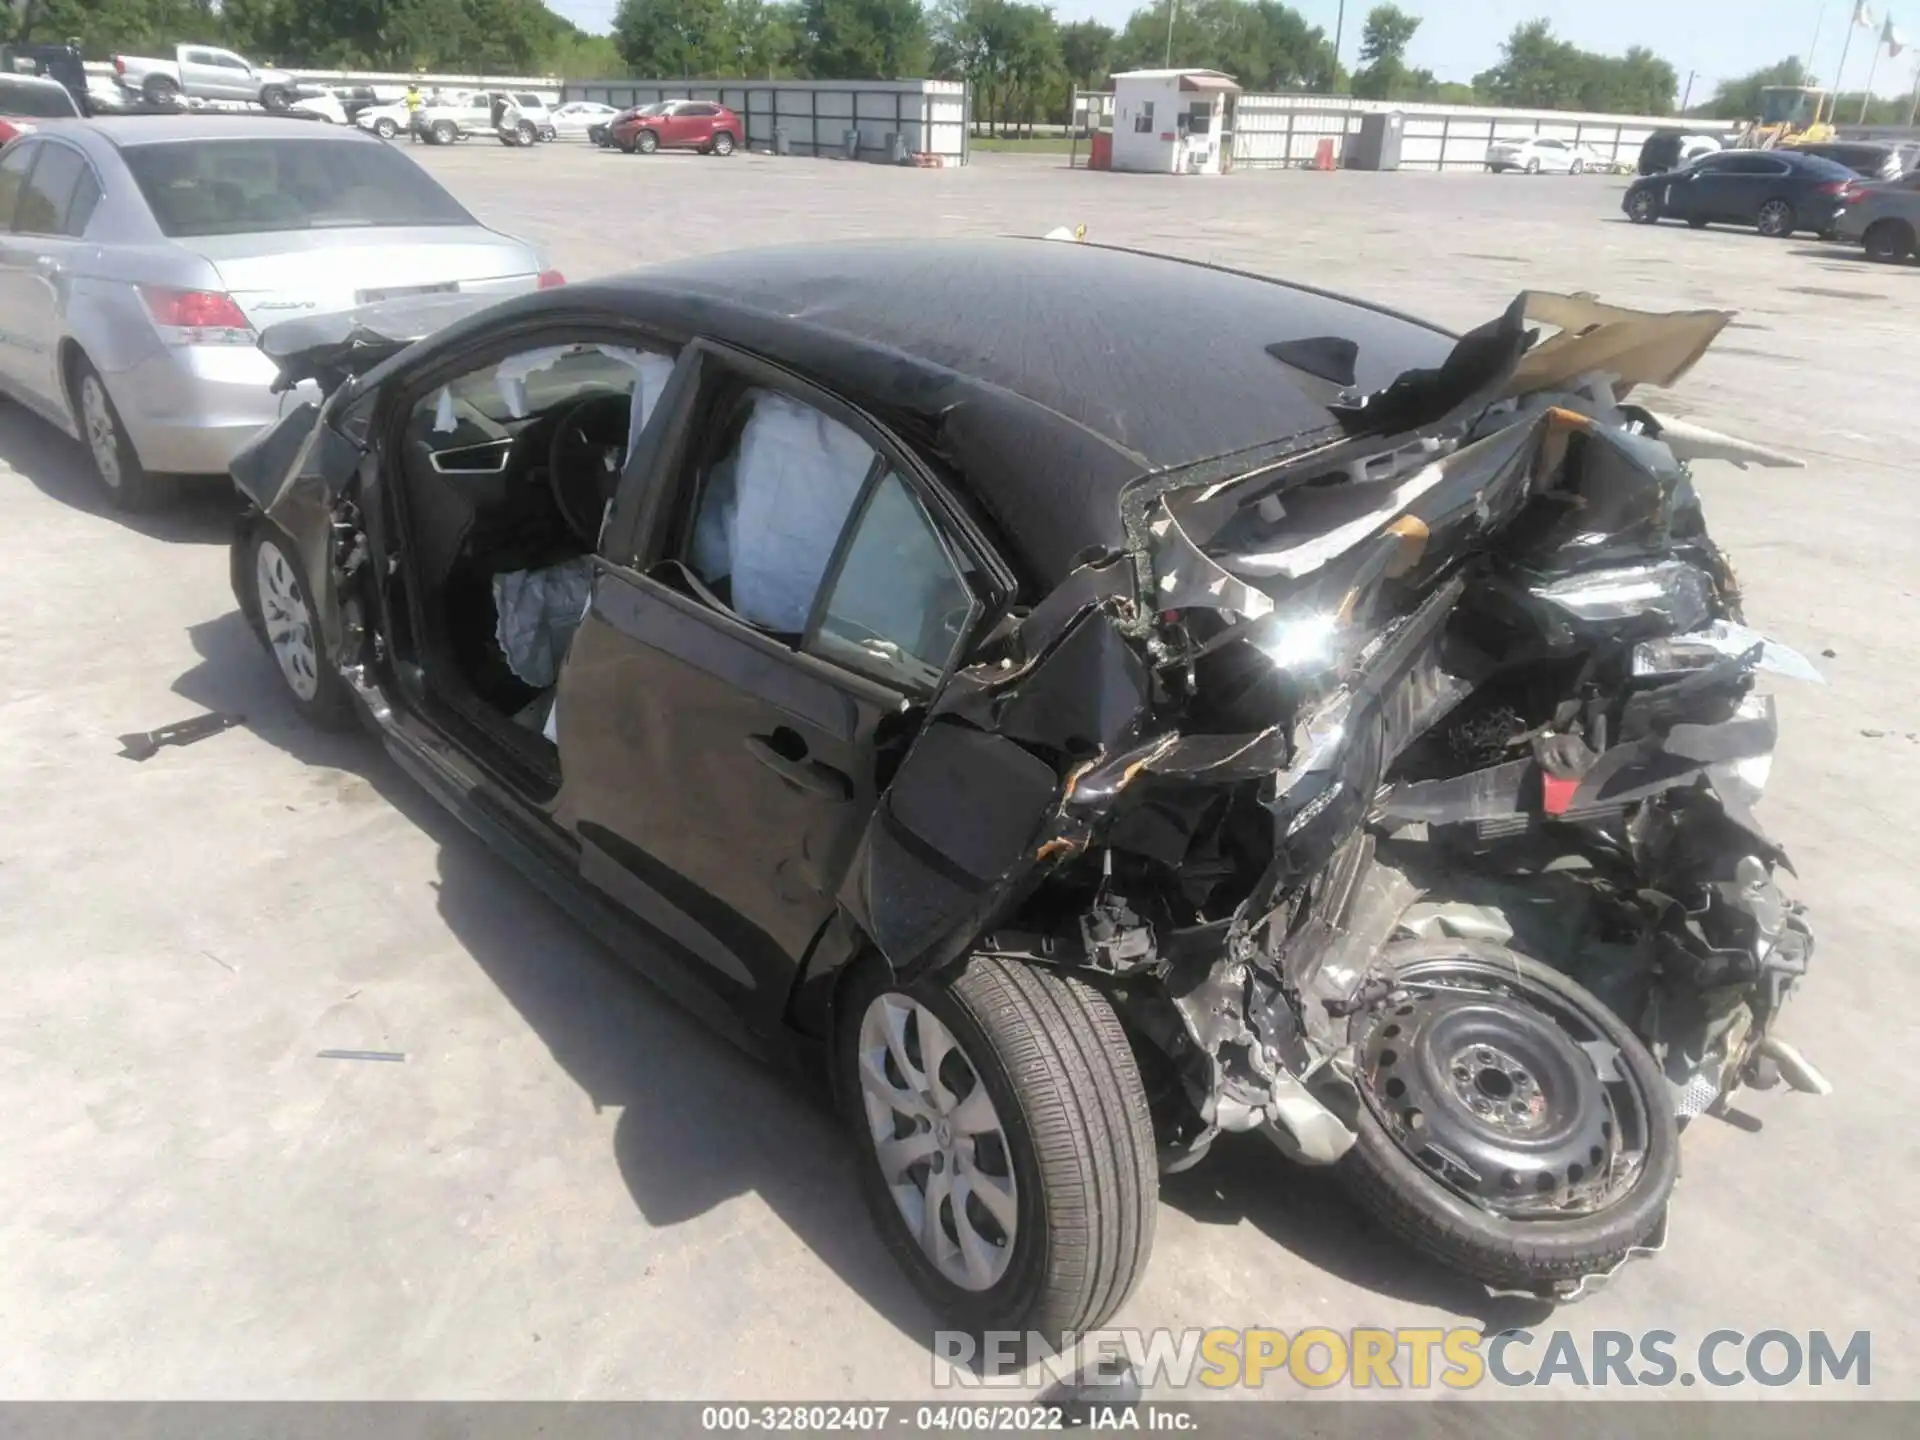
[231,240,1825,1336]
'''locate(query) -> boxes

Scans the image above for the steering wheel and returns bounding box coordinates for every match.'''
[547,391,632,546]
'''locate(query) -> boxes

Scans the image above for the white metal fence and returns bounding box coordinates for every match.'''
[1075,88,1741,172]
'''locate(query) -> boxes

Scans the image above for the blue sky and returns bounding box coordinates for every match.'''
[548,1,1920,101]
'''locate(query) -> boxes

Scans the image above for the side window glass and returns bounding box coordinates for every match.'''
[0,141,40,230]
[65,164,101,237]
[810,471,976,694]
[14,143,82,235]
[685,388,877,635]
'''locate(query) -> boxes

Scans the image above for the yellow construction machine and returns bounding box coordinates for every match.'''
[1739,85,1839,147]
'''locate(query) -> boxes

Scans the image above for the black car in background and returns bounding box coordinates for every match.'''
[1636,130,1722,174]
[1623,148,1858,236]
[1790,141,1902,181]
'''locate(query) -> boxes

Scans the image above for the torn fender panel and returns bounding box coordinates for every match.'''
[840,718,1063,979]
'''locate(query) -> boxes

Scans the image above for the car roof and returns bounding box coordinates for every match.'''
[542,240,1457,582]
[81,115,385,147]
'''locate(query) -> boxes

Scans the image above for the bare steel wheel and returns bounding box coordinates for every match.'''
[248,529,354,728]
[1340,940,1678,1296]
[839,955,1156,1342]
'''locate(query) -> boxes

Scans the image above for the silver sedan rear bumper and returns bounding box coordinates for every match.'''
[104,342,286,476]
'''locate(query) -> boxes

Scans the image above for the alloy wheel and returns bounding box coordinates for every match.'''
[256,539,321,702]
[79,375,123,492]
[1757,200,1794,237]
[1628,190,1657,222]
[856,992,1019,1292]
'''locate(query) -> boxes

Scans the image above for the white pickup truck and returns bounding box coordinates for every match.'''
[110,43,299,111]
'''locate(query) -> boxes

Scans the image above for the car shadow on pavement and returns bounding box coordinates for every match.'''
[174,606,943,1354]
[1161,1134,1556,1334]
[0,402,238,545]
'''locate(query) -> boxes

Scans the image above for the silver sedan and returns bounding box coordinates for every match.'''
[0,115,557,510]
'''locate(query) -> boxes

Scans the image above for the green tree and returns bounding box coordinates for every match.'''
[1474,19,1675,115]
[1350,3,1420,100]
[1111,0,1329,93]
[613,0,734,76]
[803,0,929,79]
[1059,18,1114,90]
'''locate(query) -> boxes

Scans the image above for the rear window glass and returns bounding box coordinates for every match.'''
[0,77,78,118]
[121,138,475,237]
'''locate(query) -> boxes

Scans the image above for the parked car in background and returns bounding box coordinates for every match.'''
[551,100,619,139]
[0,117,558,511]
[1484,135,1600,174]
[111,43,298,111]
[289,90,350,125]
[1622,148,1857,236]
[1786,140,1901,181]
[1834,168,1920,260]
[2,40,92,115]
[611,99,741,155]
[0,72,80,144]
[507,91,558,141]
[1637,130,1724,175]
[407,90,551,146]
[591,102,665,147]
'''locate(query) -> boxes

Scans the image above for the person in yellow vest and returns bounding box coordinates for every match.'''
[404,78,424,143]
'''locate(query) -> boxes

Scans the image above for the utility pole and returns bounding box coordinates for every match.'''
[1164,0,1177,68]
[1909,57,1920,125]
[1859,30,1883,123]
[1332,0,1347,90]
[1806,2,1828,83]
[1680,69,1696,110]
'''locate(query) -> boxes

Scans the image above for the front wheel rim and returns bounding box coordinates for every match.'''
[256,540,321,702]
[858,993,1018,1292]
[79,376,122,490]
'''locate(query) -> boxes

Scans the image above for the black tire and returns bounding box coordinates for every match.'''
[260,85,291,112]
[143,75,179,107]
[70,354,168,512]
[1570,158,1584,175]
[1687,216,1709,228]
[430,120,457,146]
[1864,218,1915,262]
[1339,940,1678,1295]
[1756,198,1796,238]
[1524,158,1541,174]
[711,130,736,156]
[540,125,557,142]
[246,526,356,730]
[516,120,536,146]
[636,128,659,154]
[1626,189,1659,223]
[374,117,398,140]
[839,954,1157,1343]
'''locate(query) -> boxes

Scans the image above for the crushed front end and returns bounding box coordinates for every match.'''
[856,291,1825,1299]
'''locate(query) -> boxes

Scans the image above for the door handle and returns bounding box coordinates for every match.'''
[33,254,59,271]
[744,733,853,802]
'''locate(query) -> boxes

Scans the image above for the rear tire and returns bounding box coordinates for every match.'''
[839,955,1157,1343]
[71,356,167,513]
[1756,198,1796,237]
[143,75,179,107]
[1524,158,1541,174]
[1570,158,1584,175]
[1864,218,1915,262]
[711,130,736,156]
[1339,940,1678,1295]
[247,527,355,730]
[260,85,290,112]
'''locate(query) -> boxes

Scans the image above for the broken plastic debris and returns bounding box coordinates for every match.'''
[1631,620,1825,684]
[118,711,244,761]
[316,1049,406,1062]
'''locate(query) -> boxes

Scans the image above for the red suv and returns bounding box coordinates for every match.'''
[612,100,742,156]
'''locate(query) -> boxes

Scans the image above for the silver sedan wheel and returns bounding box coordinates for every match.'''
[857,992,1018,1292]
[79,375,122,491]
[256,538,321,702]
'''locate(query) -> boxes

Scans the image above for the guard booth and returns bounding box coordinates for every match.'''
[1109,69,1241,175]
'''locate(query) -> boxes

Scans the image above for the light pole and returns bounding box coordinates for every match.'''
[1165,0,1177,68]
[1680,69,1696,110]
[1332,0,1347,89]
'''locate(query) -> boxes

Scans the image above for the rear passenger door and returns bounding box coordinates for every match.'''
[0,138,100,414]
[555,341,998,1025]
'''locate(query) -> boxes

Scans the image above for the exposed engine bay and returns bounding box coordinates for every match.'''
[904,291,1826,1298]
